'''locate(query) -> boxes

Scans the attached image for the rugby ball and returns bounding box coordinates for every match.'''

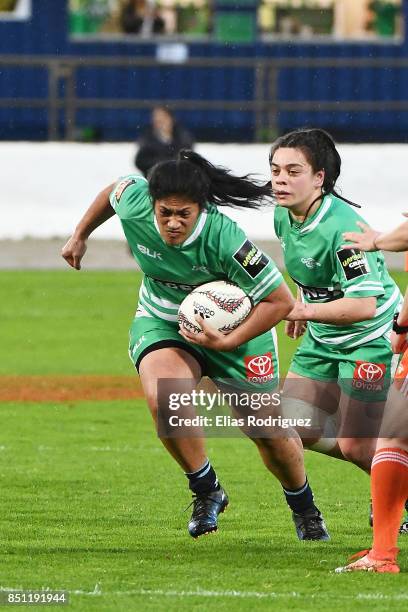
[178,281,252,335]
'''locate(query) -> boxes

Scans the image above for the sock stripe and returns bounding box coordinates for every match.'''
[196,463,211,478]
[283,480,309,496]
[185,459,209,477]
[372,450,408,469]
[373,448,408,460]
[373,456,408,469]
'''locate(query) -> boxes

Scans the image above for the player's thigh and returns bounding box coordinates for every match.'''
[200,329,279,437]
[378,386,408,443]
[381,347,408,443]
[129,316,204,415]
[337,335,394,439]
[285,328,340,410]
[282,330,340,435]
[203,327,279,392]
[281,372,340,443]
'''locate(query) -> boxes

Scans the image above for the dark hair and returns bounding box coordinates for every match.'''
[269,128,360,208]
[148,150,272,209]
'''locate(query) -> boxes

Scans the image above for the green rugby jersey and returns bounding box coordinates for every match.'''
[110,175,283,323]
[274,194,401,349]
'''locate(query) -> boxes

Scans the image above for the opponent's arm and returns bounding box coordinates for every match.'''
[180,282,295,351]
[343,217,408,252]
[61,183,115,270]
[286,296,376,325]
[391,287,408,354]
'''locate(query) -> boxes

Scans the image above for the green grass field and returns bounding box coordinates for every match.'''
[1,270,408,610]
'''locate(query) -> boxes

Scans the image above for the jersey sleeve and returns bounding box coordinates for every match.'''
[220,220,283,305]
[334,241,385,298]
[109,175,149,220]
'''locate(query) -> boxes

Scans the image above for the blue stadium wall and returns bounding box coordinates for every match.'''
[1,0,408,141]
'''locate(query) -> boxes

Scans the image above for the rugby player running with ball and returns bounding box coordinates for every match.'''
[62,150,329,541]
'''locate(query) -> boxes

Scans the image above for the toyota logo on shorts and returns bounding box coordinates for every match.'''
[247,354,272,376]
[356,362,385,382]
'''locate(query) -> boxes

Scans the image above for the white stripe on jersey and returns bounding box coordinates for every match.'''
[374,286,401,317]
[271,326,279,378]
[139,296,179,322]
[345,285,384,294]
[249,269,281,302]
[308,319,391,348]
[183,210,208,246]
[135,304,153,319]
[300,197,332,234]
[141,283,180,311]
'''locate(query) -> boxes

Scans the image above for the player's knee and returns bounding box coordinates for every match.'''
[144,390,160,423]
[339,438,374,468]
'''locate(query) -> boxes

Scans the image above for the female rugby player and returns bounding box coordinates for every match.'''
[62,150,329,541]
[271,128,400,485]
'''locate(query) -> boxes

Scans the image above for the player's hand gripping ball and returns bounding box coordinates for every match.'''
[178,280,252,335]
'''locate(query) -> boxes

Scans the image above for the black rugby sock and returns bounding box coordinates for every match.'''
[282,478,317,514]
[185,459,220,494]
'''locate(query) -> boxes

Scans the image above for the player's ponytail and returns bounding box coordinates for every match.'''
[148,150,272,210]
[269,128,360,208]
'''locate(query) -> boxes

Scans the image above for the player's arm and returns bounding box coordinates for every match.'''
[286,296,376,325]
[285,286,307,339]
[180,282,295,352]
[287,241,383,325]
[62,183,115,270]
[343,217,408,252]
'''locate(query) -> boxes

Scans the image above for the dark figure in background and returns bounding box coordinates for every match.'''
[120,0,165,35]
[135,106,194,177]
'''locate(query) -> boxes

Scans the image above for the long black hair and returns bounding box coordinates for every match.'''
[269,128,360,208]
[148,149,273,209]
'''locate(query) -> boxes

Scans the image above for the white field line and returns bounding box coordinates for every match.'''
[0,585,408,601]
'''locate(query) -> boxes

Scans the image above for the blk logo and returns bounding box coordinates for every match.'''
[137,244,162,260]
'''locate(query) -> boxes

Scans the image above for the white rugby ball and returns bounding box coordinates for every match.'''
[178,280,252,335]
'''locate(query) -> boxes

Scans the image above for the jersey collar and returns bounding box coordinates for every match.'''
[289,195,332,235]
[299,196,332,234]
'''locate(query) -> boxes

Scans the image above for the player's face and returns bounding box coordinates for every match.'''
[154,197,201,245]
[270,147,324,214]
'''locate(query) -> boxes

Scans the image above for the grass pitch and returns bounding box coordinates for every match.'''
[1,270,408,610]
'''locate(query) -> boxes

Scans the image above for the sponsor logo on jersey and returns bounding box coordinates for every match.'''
[244,353,274,383]
[291,277,343,302]
[352,361,386,391]
[148,276,199,291]
[233,240,269,279]
[115,178,136,202]
[280,238,286,251]
[137,244,162,260]
[301,257,321,269]
[336,248,370,281]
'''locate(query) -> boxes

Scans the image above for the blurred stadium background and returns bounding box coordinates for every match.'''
[1,1,408,609]
[1,0,408,268]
